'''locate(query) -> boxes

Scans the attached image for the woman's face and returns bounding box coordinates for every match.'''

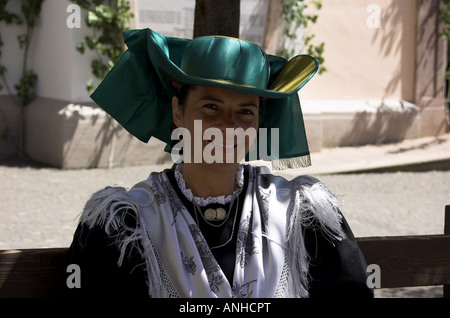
[172,85,260,169]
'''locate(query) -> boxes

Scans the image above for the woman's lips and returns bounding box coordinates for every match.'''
[210,140,237,153]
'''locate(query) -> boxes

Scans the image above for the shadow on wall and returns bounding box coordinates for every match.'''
[339,103,419,147]
[90,115,118,168]
[60,103,171,169]
[414,0,447,109]
[371,0,416,101]
[62,110,119,168]
[91,116,172,168]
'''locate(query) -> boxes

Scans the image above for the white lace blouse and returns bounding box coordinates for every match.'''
[173,163,244,206]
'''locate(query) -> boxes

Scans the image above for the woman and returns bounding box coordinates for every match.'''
[66,29,373,298]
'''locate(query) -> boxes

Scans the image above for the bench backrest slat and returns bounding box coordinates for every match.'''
[0,248,67,298]
[1,205,449,297]
[357,235,450,288]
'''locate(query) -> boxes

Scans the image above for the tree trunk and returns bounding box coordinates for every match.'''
[193,0,241,38]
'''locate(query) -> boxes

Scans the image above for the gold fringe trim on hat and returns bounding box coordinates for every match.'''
[271,154,311,170]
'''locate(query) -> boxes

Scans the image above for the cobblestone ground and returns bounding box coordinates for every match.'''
[1,161,449,297]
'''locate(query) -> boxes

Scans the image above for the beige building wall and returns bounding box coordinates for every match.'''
[283,0,447,150]
[300,0,416,102]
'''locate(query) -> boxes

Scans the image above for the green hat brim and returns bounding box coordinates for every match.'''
[123,29,318,98]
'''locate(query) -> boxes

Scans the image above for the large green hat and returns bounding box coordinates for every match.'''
[90,28,318,169]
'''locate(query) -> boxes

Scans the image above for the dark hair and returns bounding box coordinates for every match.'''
[176,84,193,109]
[170,84,194,151]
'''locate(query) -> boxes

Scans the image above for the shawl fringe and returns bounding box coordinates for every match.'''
[285,176,346,297]
[271,154,311,170]
[79,186,164,297]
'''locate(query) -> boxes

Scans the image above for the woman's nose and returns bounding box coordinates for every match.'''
[220,112,238,129]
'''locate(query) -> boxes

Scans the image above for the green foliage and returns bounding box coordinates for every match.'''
[440,0,450,81]
[21,0,44,27]
[15,0,44,108]
[278,0,326,74]
[0,0,44,156]
[0,0,43,103]
[0,0,22,24]
[0,0,22,95]
[15,70,37,106]
[70,0,134,92]
[440,0,450,37]
[439,0,450,129]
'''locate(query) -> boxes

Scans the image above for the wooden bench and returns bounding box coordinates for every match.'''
[1,206,449,298]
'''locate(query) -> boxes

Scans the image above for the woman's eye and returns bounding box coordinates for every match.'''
[240,109,255,116]
[203,104,218,110]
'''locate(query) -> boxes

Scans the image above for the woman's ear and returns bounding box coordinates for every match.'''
[172,96,183,128]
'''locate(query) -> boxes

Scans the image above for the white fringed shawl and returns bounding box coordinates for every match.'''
[284,176,345,297]
[79,186,165,297]
[77,166,345,298]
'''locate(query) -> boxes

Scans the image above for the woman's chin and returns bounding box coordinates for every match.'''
[205,142,248,166]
